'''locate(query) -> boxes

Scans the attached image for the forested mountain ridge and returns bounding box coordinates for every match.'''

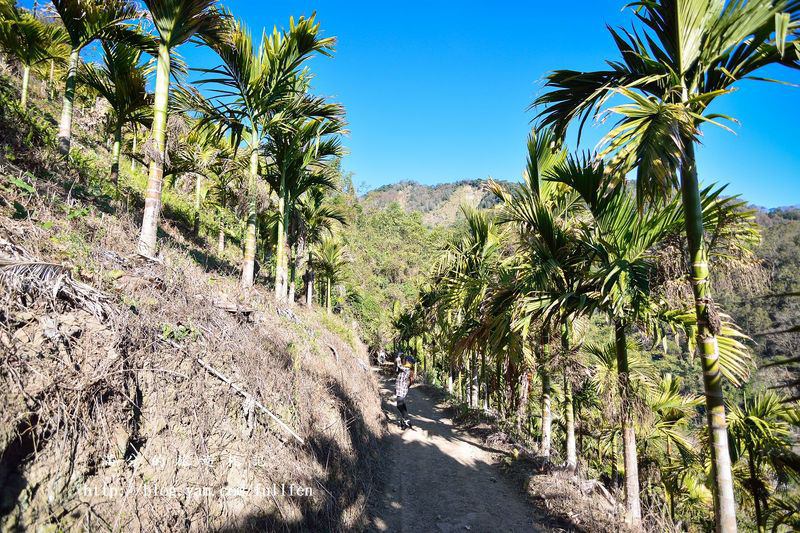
[359,178,800,374]
[361,179,503,226]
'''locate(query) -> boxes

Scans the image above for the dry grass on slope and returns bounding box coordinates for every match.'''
[0,112,384,532]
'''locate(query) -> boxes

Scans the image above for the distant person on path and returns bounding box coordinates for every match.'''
[395,353,416,429]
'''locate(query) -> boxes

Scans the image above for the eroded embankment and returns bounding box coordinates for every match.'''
[0,154,384,531]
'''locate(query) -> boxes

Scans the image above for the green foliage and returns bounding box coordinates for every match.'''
[160,322,197,342]
[339,202,450,347]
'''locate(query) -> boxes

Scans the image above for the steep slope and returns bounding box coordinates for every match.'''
[0,80,383,531]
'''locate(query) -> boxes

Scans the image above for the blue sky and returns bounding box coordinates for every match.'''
[32,0,800,207]
[198,0,799,207]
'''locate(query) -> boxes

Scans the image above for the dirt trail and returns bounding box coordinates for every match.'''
[369,373,545,532]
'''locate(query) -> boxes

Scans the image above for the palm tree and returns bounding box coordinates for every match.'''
[489,128,588,465]
[264,91,345,300]
[434,206,503,411]
[588,339,657,510]
[51,0,141,154]
[184,15,337,286]
[0,10,66,108]
[727,391,800,532]
[203,146,243,255]
[644,374,707,524]
[547,154,685,522]
[296,186,347,306]
[78,40,152,193]
[314,235,346,314]
[37,17,71,102]
[136,0,226,257]
[167,125,228,235]
[534,3,800,528]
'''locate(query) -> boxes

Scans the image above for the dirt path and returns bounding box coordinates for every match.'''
[368,373,545,532]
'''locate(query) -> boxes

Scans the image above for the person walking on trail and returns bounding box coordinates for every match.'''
[395,353,416,429]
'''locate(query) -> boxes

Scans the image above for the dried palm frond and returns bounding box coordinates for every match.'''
[0,258,114,319]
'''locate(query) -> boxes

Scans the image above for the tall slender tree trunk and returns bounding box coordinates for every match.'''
[20,66,30,109]
[241,146,259,287]
[111,123,122,197]
[747,449,763,533]
[540,332,552,459]
[217,222,225,255]
[611,433,619,487]
[305,252,314,306]
[447,363,454,394]
[681,139,737,533]
[57,48,80,154]
[481,352,488,410]
[288,247,296,303]
[289,237,303,304]
[564,369,577,472]
[496,357,503,416]
[138,44,171,256]
[131,126,138,172]
[615,321,642,525]
[470,352,478,407]
[517,367,530,435]
[274,179,289,300]
[325,277,331,314]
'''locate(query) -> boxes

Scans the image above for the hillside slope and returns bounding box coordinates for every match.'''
[361,179,501,226]
[361,178,799,382]
[0,80,383,531]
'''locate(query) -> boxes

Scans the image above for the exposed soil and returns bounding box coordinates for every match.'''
[0,101,386,530]
[368,375,546,533]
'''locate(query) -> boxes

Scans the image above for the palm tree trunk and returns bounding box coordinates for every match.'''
[611,433,619,487]
[470,352,478,408]
[305,252,314,306]
[325,277,331,314]
[289,237,303,304]
[564,369,577,472]
[540,332,552,459]
[20,66,30,109]
[138,44,171,256]
[746,447,763,532]
[57,48,80,154]
[447,363,454,394]
[274,177,289,300]
[481,351,488,410]
[540,369,552,458]
[496,357,503,416]
[131,126,138,172]
[615,321,642,526]
[517,367,530,435]
[241,147,259,287]
[111,123,122,197]
[217,222,225,255]
[681,139,737,533]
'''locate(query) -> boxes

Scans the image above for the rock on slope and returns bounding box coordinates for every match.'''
[0,98,383,531]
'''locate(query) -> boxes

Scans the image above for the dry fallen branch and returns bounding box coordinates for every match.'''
[195,357,304,445]
[0,257,115,319]
[211,298,256,317]
[328,343,369,372]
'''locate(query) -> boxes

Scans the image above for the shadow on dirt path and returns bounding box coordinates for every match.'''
[368,371,548,533]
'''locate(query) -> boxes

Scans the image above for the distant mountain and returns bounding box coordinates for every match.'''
[361,179,505,226]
